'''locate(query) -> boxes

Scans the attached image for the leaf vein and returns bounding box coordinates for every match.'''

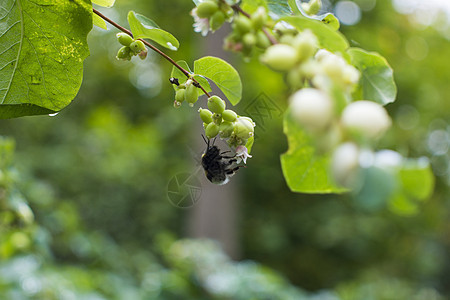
[0,20,21,39]
[0,41,20,56]
[0,1,15,21]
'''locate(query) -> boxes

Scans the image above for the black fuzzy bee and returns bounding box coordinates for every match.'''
[201,136,243,185]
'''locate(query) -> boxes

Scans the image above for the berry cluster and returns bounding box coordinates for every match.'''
[173,79,200,108]
[224,8,271,56]
[116,33,148,61]
[199,95,255,149]
[191,0,234,36]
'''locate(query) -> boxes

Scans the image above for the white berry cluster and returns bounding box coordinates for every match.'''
[253,3,395,188]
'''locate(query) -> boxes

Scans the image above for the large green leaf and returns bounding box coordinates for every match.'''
[128,11,179,51]
[347,47,397,105]
[280,113,346,193]
[194,56,242,105]
[281,15,349,53]
[0,0,92,118]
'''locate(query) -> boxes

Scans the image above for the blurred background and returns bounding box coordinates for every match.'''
[0,0,449,299]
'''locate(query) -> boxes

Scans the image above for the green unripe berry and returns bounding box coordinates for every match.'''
[223,6,234,19]
[222,109,237,122]
[207,96,226,113]
[261,44,299,71]
[185,82,199,106]
[302,0,322,15]
[234,117,255,139]
[255,31,271,48]
[309,0,322,15]
[196,1,219,18]
[117,33,134,46]
[219,121,235,138]
[175,89,186,103]
[279,34,295,45]
[138,49,148,60]
[116,46,131,60]
[292,30,318,62]
[210,10,225,31]
[205,122,220,139]
[199,108,213,124]
[243,33,256,48]
[212,113,222,125]
[130,40,146,54]
[287,68,304,89]
[234,16,252,34]
[251,7,267,30]
[173,100,182,108]
[239,116,255,125]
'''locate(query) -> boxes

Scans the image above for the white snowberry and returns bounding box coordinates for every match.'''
[331,142,360,187]
[341,100,392,139]
[289,88,334,131]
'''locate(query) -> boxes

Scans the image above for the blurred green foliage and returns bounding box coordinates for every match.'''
[0,0,449,299]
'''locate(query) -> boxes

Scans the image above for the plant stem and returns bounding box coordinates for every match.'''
[230,4,278,45]
[92,8,211,97]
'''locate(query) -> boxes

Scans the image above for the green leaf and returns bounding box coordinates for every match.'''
[398,159,434,201]
[92,0,115,7]
[347,47,397,105]
[388,158,434,215]
[267,0,292,17]
[245,136,254,153]
[280,113,346,193]
[0,0,92,119]
[288,0,300,14]
[281,16,348,53]
[241,1,265,13]
[321,14,340,30]
[127,11,179,50]
[193,75,212,96]
[171,60,192,89]
[194,56,242,105]
[93,13,108,30]
[241,0,291,17]
[294,2,340,30]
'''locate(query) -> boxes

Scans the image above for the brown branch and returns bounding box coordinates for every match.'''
[93,8,211,97]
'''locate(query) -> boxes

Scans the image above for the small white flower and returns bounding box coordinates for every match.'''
[235,145,252,164]
[191,8,210,36]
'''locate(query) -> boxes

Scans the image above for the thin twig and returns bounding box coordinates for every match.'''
[93,8,211,97]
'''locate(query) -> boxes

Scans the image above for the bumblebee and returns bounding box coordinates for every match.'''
[201,136,243,185]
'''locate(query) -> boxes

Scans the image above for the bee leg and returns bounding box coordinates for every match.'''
[225,159,237,165]
[225,165,245,174]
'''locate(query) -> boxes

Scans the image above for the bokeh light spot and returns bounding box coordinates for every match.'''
[405,36,429,61]
[335,1,361,26]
